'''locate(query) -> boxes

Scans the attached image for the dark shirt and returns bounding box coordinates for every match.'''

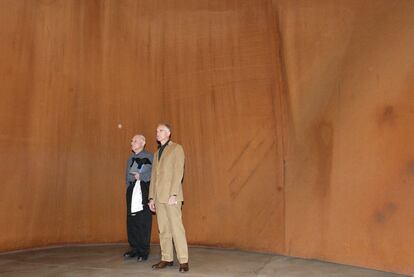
[158,140,170,160]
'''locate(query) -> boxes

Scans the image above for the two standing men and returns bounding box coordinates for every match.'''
[124,124,189,273]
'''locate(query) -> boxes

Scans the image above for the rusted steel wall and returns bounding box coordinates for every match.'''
[0,0,285,254]
[274,0,414,275]
[0,0,412,275]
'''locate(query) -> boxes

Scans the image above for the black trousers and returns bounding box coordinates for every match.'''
[126,182,152,256]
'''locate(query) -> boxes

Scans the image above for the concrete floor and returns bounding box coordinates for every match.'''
[0,244,408,277]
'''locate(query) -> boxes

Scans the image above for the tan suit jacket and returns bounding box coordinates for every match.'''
[149,141,185,203]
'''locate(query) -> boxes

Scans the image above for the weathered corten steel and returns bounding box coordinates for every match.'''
[0,0,412,275]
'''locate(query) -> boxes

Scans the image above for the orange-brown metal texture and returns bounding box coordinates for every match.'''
[0,0,412,275]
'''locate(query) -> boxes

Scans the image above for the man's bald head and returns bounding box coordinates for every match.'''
[131,134,146,153]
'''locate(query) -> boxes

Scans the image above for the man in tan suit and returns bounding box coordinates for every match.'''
[148,123,189,273]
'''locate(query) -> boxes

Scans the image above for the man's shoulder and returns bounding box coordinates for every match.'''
[169,141,183,149]
[140,150,154,162]
[169,142,184,155]
[142,149,153,156]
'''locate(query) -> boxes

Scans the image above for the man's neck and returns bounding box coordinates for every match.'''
[133,147,144,154]
[160,139,169,146]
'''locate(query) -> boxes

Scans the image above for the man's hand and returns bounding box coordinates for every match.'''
[148,199,156,212]
[168,195,178,205]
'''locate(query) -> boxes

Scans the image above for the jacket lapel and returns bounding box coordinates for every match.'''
[158,142,173,165]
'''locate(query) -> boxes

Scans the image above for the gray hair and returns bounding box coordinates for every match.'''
[158,123,172,133]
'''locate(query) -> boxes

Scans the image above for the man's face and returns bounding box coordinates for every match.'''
[131,136,144,152]
[156,125,170,143]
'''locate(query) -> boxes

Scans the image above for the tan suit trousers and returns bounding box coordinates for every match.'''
[156,201,188,263]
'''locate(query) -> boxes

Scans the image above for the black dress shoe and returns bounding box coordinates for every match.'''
[152,260,174,269]
[123,250,138,258]
[137,255,148,262]
[179,263,189,273]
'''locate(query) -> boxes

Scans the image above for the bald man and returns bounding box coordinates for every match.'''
[149,124,189,273]
[124,134,153,261]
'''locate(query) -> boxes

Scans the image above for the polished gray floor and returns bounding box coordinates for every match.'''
[0,244,408,276]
